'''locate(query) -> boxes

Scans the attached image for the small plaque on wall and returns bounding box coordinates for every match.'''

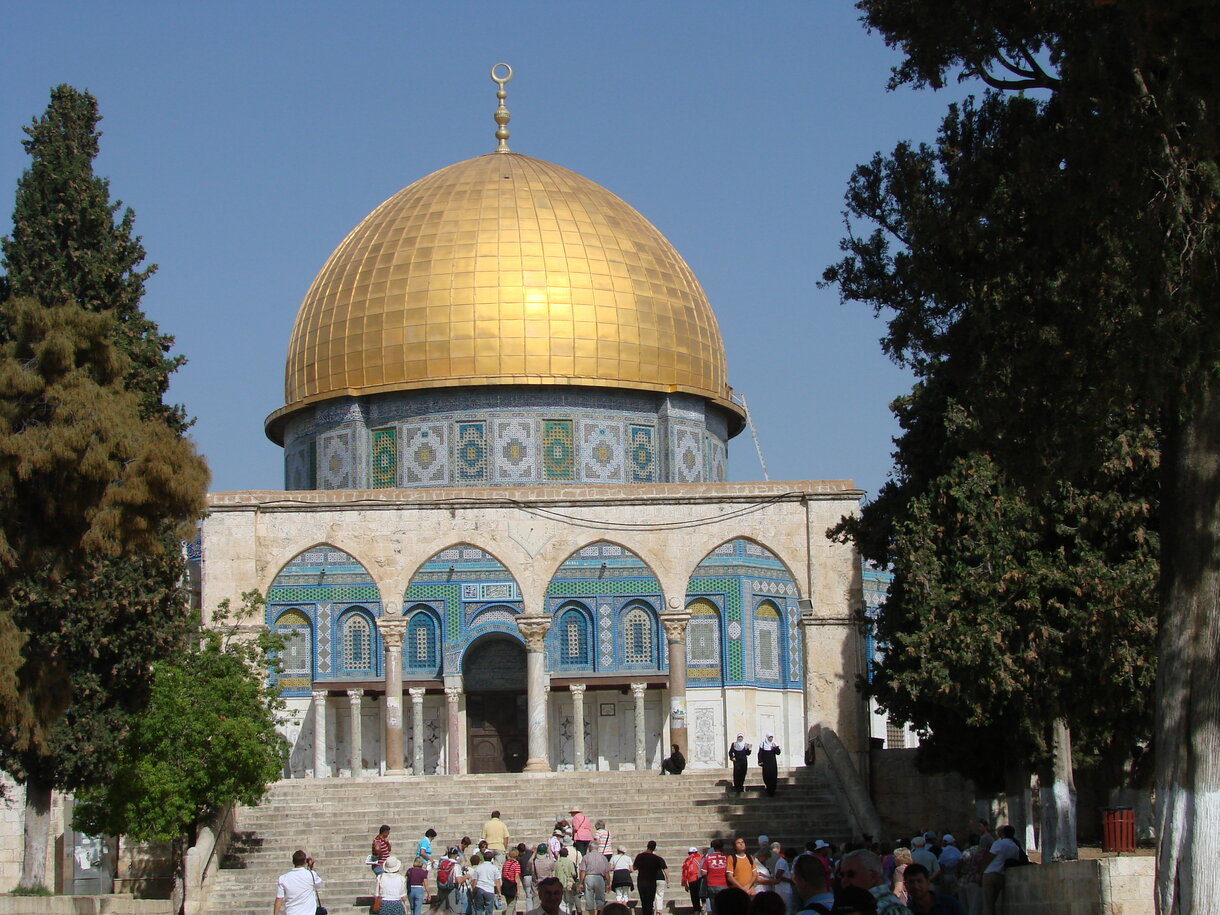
[599,702,616,717]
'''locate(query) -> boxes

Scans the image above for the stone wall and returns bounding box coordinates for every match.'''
[869,747,978,842]
[1004,856,1154,915]
[0,775,65,892]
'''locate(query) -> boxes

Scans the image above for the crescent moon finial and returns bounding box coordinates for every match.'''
[491,63,512,153]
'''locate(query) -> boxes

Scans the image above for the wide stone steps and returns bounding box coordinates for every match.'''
[201,767,849,915]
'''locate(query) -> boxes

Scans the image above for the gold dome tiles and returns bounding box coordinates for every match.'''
[276,152,741,433]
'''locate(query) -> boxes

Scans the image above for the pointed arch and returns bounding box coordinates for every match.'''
[620,601,659,667]
[406,543,524,653]
[686,537,799,685]
[546,540,662,673]
[552,601,594,670]
[267,545,380,685]
[404,605,442,676]
[336,606,377,675]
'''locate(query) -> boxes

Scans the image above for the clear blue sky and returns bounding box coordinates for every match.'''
[2,2,968,498]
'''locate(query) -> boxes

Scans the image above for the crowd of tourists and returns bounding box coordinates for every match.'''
[273,810,1028,915]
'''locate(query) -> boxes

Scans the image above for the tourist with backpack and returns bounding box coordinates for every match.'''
[432,847,467,915]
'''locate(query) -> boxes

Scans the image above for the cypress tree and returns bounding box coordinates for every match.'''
[0,85,209,889]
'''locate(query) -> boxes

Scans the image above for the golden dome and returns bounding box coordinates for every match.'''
[268,152,742,439]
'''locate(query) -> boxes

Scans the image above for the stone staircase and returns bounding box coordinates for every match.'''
[202,766,852,915]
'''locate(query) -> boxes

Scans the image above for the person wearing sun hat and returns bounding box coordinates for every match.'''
[375,855,409,915]
[570,808,593,853]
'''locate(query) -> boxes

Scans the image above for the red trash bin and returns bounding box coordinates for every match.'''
[1101,807,1135,853]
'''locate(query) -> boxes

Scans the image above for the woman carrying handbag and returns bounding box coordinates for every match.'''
[373,856,408,915]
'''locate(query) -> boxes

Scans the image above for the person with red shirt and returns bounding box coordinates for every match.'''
[372,825,393,876]
[701,838,729,911]
[681,848,704,913]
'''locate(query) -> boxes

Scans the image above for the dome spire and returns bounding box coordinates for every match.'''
[491,62,512,153]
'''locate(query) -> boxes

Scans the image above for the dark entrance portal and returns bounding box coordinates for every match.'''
[463,635,528,774]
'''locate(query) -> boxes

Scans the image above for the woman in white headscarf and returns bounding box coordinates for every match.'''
[757,733,781,796]
[728,734,751,794]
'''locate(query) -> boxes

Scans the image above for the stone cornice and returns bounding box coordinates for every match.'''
[206,480,863,513]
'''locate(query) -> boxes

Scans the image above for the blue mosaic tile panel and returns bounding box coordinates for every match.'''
[580,420,625,483]
[371,427,397,488]
[455,422,488,483]
[598,601,614,667]
[685,598,722,681]
[405,583,463,641]
[542,420,575,481]
[403,423,448,485]
[671,425,703,483]
[628,425,656,483]
[687,576,742,679]
[316,604,332,673]
[754,601,782,681]
[317,427,357,489]
[493,418,537,483]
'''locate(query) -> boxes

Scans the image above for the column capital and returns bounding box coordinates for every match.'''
[516,615,551,651]
[543,681,552,695]
[312,688,329,701]
[629,682,649,699]
[660,613,691,642]
[408,686,426,701]
[569,683,587,698]
[445,685,462,704]
[377,616,408,649]
[347,688,365,700]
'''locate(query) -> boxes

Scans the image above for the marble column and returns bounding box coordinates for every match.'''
[377,617,408,775]
[517,617,552,772]
[660,612,691,758]
[311,689,329,778]
[408,687,426,775]
[347,689,364,777]
[570,683,587,771]
[630,682,649,770]
[444,677,463,775]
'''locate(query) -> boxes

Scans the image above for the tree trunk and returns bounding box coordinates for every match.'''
[20,777,52,889]
[1003,762,1036,852]
[1156,377,1220,915]
[1039,717,1078,861]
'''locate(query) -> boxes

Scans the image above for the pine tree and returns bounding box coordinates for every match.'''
[0,86,209,889]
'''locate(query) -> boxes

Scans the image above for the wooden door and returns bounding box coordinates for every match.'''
[468,692,527,773]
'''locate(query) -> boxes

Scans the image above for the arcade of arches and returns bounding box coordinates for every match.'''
[202,481,868,776]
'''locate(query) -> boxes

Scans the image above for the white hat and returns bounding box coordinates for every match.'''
[384,856,402,873]
[688,847,699,854]
[813,840,829,850]
[943,834,956,845]
[912,836,926,848]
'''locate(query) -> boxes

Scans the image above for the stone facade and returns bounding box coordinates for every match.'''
[201,480,869,776]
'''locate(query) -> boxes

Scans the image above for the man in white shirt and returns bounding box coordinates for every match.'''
[274,850,322,915]
[980,825,1021,915]
[470,852,503,915]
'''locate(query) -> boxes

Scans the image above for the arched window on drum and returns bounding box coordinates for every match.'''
[338,608,376,676]
[555,605,592,669]
[754,600,783,683]
[273,609,313,694]
[405,608,440,676]
[621,603,657,667]
[685,599,722,684]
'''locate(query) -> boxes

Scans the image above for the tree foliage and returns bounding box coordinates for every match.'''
[72,593,288,843]
[832,2,1219,908]
[0,84,210,888]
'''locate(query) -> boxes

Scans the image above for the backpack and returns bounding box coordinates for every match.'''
[438,858,458,888]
